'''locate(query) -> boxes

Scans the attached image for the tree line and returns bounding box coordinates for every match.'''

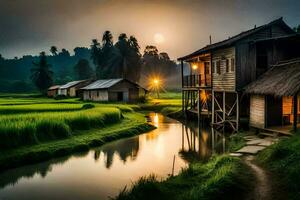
[0,30,179,94]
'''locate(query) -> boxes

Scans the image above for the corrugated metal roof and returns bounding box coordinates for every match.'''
[81,79,124,90]
[48,85,60,90]
[178,18,294,61]
[59,80,84,89]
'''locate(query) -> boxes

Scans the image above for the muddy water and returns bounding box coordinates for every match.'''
[0,113,227,200]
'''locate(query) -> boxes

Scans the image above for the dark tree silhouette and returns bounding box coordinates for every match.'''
[50,46,58,56]
[73,59,94,80]
[294,25,300,33]
[59,48,70,57]
[90,39,100,67]
[112,33,142,82]
[144,45,159,57]
[97,31,116,79]
[31,52,53,94]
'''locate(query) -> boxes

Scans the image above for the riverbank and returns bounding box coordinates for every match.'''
[115,155,252,200]
[0,112,154,171]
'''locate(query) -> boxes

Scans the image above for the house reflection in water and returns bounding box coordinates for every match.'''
[180,124,226,162]
[94,136,140,168]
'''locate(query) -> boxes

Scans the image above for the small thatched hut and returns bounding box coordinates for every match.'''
[245,59,300,132]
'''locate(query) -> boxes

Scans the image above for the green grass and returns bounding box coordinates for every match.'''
[141,92,182,117]
[227,133,246,152]
[257,132,300,200]
[114,155,251,200]
[0,106,122,149]
[0,112,155,171]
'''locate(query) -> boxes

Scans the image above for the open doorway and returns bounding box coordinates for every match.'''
[117,92,123,101]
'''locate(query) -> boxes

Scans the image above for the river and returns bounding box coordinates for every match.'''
[0,113,227,200]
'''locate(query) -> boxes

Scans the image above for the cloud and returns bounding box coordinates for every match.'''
[0,0,299,58]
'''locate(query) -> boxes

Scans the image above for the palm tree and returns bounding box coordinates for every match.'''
[50,46,58,56]
[31,52,53,94]
[102,31,113,47]
[90,39,100,66]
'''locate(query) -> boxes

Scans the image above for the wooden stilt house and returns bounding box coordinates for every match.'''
[178,17,299,132]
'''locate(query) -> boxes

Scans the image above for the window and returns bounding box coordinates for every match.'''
[231,58,235,72]
[212,62,215,74]
[204,62,210,74]
[216,60,221,74]
[226,59,230,73]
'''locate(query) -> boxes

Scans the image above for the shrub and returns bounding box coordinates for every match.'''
[81,103,95,109]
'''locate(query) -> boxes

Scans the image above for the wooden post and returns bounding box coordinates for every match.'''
[293,95,298,132]
[197,90,200,125]
[212,90,215,125]
[223,91,226,122]
[236,92,239,132]
[181,61,184,88]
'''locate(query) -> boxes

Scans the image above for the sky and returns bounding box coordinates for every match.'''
[0,0,299,60]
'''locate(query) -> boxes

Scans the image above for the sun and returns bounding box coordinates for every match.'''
[154,33,165,44]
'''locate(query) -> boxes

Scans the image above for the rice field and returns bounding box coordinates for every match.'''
[0,96,138,149]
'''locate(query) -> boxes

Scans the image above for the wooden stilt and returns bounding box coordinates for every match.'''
[212,90,215,125]
[236,92,239,132]
[293,95,298,133]
[223,91,226,123]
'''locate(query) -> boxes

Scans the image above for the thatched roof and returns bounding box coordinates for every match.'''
[244,59,300,97]
[178,17,294,61]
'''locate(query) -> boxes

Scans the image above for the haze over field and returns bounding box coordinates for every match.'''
[0,0,299,59]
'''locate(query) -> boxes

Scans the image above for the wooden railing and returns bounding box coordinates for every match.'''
[183,74,211,88]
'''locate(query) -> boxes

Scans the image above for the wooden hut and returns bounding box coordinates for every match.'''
[81,79,147,102]
[245,59,300,133]
[178,17,299,132]
[58,80,92,97]
[47,85,60,97]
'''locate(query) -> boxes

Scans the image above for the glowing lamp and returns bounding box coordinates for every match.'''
[192,64,198,70]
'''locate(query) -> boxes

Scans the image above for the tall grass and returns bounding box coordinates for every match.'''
[257,133,300,199]
[0,103,84,114]
[115,155,251,200]
[0,107,121,149]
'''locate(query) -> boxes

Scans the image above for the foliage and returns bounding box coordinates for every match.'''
[293,25,300,33]
[30,52,53,94]
[140,46,179,88]
[114,155,251,200]
[227,133,246,152]
[91,31,142,82]
[73,59,94,79]
[257,133,300,199]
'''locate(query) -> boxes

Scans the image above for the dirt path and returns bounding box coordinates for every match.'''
[244,155,271,200]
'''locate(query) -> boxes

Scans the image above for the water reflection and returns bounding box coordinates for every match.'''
[94,136,140,168]
[180,123,227,162]
[0,113,228,200]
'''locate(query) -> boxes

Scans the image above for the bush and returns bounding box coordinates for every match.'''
[81,103,95,109]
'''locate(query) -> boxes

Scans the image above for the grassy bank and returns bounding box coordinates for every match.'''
[0,112,154,171]
[140,92,182,117]
[257,132,300,200]
[115,155,251,200]
[0,105,122,149]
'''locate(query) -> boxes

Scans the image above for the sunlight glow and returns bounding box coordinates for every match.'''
[154,33,165,44]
